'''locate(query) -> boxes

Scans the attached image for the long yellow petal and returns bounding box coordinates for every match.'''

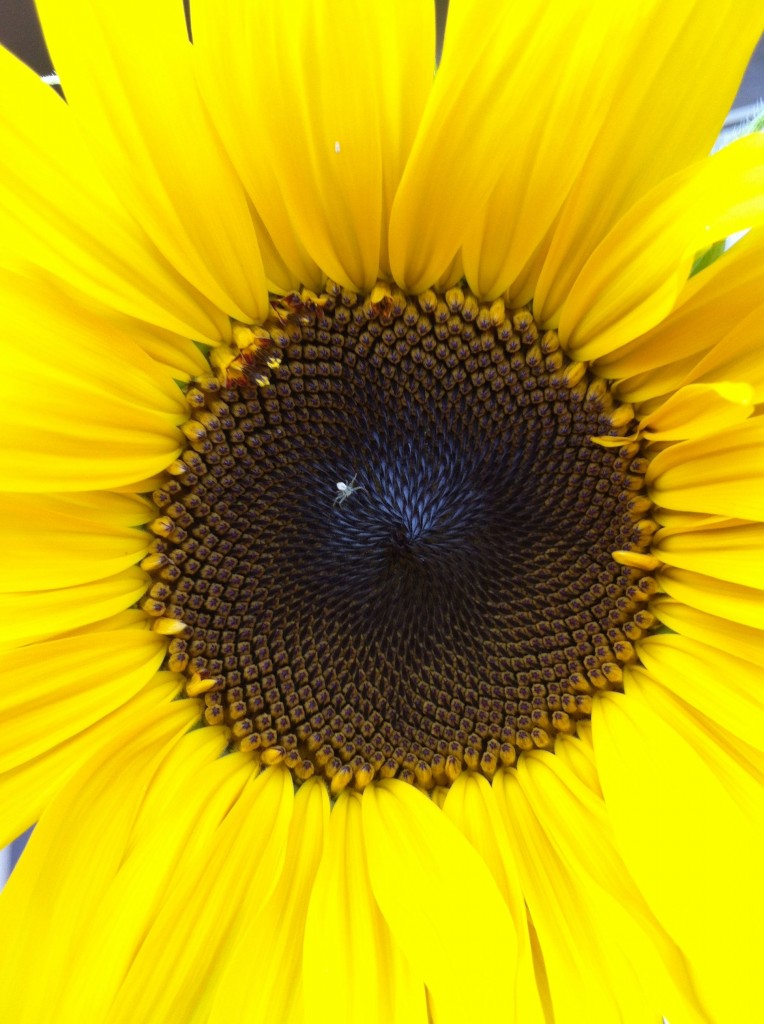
[108,765,294,1022]
[0,567,149,651]
[363,779,517,1023]
[459,0,644,301]
[553,725,603,798]
[594,678,764,1024]
[652,520,764,588]
[0,628,165,773]
[0,674,183,849]
[191,0,318,293]
[516,751,705,1023]
[0,275,187,491]
[559,134,764,361]
[637,382,753,441]
[208,778,330,1024]
[303,789,426,1024]
[0,47,229,342]
[0,263,211,383]
[493,770,623,1023]
[53,734,251,1021]
[611,350,703,405]
[613,308,764,406]
[636,632,764,749]
[0,698,197,1024]
[658,565,764,630]
[651,595,764,665]
[196,0,434,292]
[645,415,764,520]
[534,0,764,323]
[592,226,764,380]
[34,0,269,324]
[198,0,433,293]
[0,492,151,591]
[444,773,546,1024]
[677,308,764,402]
[390,0,558,292]
[1,268,189,416]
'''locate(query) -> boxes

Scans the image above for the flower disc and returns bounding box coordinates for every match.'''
[145,283,657,792]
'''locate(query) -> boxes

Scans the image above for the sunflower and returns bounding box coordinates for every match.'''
[1,0,763,1020]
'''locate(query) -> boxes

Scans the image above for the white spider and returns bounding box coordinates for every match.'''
[333,474,364,507]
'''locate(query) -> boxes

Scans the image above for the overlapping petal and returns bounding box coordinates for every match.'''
[195,0,434,293]
[107,765,294,1022]
[559,134,764,360]
[594,677,764,1024]
[0,271,187,491]
[645,415,764,520]
[0,48,231,342]
[534,0,764,323]
[209,778,330,1024]
[363,780,518,1023]
[0,673,182,849]
[593,227,764,384]
[0,492,152,591]
[458,0,643,301]
[0,697,199,1024]
[304,789,425,1023]
[34,0,270,325]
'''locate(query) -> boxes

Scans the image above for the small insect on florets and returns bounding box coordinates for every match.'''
[334,474,364,507]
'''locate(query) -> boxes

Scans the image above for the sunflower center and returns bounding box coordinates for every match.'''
[144,284,657,794]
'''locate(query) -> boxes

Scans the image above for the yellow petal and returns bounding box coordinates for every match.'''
[362,779,517,1023]
[108,765,294,1023]
[594,679,764,1023]
[614,306,764,407]
[390,0,554,291]
[0,698,198,1024]
[635,633,764,749]
[459,0,643,301]
[52,735,251,1021]
[209,778,330,1024]
[645,415,764,520]
[0,274,187,491]
[651,595,764,665]
[0,48,229,342]
[34,0,269,324]
[658,565,764,630]
[0,492,151,591]
[0,627,166,773]
[303,789,426,1024]
[0,567,150,651]
[197,0,433,293]
[534,0,764,324]
[123,323,210,381]
[191,0,318,294]
[493,769,623,1023]
[0,270,191,421]
[651,509,734,532]
[559,133,764,361]
[516,751,705,1023]
[652,519,764,589]
[592,226,764,381]
[443,773,546,1024]
[553,725,603,798]
[611,350,702,405]
[637,381,754,441]
[1,264,211,382]
[0,674,183,849]
[677,307,764,402]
